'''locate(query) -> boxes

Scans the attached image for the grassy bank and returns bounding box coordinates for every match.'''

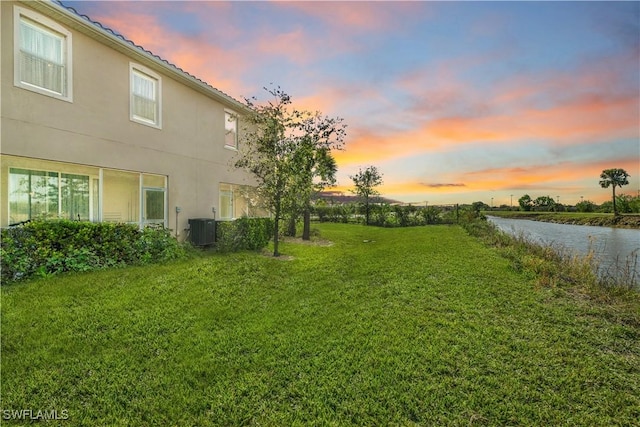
[485,210,640,229]
[2,223,639,425]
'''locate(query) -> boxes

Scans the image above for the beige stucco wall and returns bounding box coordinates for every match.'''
[1,1,256,236]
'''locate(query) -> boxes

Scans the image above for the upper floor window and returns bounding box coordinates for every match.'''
[14,6,73,101]
[225,111,238,149]
[130,63,161,128]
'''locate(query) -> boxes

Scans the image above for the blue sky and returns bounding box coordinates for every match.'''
[65,0,640,205]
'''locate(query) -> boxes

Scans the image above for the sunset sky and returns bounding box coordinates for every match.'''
[65,0,639,206]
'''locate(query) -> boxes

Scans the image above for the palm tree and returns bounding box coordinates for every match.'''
[599,168,630,216]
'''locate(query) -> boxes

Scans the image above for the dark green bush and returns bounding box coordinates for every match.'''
[311,205,356,223]
[314,206,330,222]
[1,220,186,283]
[215,218,274,252]
[312,203,451,227]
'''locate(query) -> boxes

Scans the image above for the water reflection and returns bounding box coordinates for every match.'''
[486,216,640,282]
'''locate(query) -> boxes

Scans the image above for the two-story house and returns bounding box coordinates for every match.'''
[1,0,261,239]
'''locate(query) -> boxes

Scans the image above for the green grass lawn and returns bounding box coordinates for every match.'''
[2,223,639,426]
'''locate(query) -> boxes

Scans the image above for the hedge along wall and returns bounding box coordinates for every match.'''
[1,220,186,283]
[215,217,274,252]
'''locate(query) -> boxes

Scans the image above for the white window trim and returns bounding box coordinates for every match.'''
[224,109,239,150]
[13,6,73,102]
[129,62,162,129]
[140,176,168,229]
[219,188,234,220]
[8,167,98,223]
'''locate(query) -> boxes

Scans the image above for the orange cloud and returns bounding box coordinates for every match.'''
[331,156,638,205]
[424,93,637,145]
[375,49,639,161]
[417,158,637,199]
[336,85,638,168]
[334,126,443,167]
[89,8,251,98]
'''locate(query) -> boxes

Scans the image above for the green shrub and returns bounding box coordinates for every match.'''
[1,220,186,283]
[314,206,330,222]
[394,205,411,227]
[312,204,451,227]
[215,218,274,252]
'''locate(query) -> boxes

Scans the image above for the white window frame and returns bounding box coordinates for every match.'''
[218,183,260,220]
[13,6,73,102]
[141,174,168,228]
[219,188,234,220]
[129,63,162,129]
[8,167,97,224]
[224,110,238,150]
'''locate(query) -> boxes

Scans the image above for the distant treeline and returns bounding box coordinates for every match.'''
[310,203,462,227]
[499,194,640,213]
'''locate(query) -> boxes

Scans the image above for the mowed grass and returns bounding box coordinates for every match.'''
[2,223,639,426]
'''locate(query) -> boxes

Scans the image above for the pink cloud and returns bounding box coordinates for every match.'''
[335,84,638,169]
[276,2,430,32]
[376,48,639,160]
[86,7,252,98]
[253,27,325,65]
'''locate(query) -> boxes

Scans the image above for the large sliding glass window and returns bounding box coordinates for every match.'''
[3,157,168,228]
[9,169,57,223]
[9,168,91,224]
[61,173,90,220]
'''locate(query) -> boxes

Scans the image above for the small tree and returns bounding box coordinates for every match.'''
[350,166,383,225]
[614,194,634,214]
[576,200,596,213]
[533,196,556,212]
[471,201,488,213]
[599,168,630,216]
[235,86,345,254]
[518,194,533,211]
[235,87,297,257]
[290,112,346,240]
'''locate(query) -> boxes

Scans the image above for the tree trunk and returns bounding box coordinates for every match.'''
[364,196,370,225]
[302,207,311,240]
[612,185,618,216]
[273,198,281,257]
[286,216,297,237]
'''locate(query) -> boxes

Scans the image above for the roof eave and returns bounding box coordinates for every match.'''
[22,0,251,114]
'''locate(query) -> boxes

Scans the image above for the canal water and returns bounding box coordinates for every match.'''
[486,216,640,282]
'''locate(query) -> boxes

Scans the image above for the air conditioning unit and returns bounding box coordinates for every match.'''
[188,218,216,246]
